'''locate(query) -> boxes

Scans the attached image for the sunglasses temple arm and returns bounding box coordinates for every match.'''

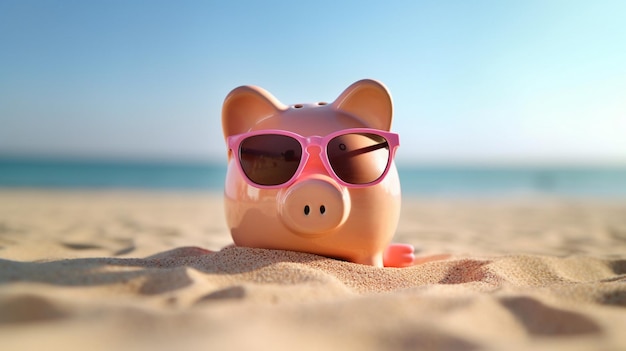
[334,141,389,159]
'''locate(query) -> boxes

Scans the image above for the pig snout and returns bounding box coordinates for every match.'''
[277,177,350,237]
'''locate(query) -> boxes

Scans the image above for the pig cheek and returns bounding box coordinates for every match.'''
[342,170,401,252]
[224,161,283,248]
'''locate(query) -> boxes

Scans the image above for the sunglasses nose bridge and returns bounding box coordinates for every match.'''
[298,136,329,176]
[304,136,324,150]
[302,136,325,160]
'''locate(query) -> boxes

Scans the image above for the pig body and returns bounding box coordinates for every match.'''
[222,79,414,267]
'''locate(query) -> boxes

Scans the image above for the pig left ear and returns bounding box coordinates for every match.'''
[222,85,287,139]
[332,79,393,131]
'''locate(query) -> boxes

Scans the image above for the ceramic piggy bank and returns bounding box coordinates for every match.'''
[222,79,414,267]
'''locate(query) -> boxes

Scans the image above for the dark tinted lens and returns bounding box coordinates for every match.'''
[239,134,302,186]
[327,133,390,184]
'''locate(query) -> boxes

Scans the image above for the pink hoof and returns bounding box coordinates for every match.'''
[383,243,415,268]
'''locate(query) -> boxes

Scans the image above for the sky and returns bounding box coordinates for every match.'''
[1,0,625,166]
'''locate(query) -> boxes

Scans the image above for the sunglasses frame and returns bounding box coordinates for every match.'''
[227,128,400,189]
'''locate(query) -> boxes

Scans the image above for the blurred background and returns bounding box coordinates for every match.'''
[1,0,625,196]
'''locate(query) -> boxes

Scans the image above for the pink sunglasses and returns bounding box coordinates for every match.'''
[227,128,400,189]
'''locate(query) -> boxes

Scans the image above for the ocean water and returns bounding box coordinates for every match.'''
[1,158,625,197]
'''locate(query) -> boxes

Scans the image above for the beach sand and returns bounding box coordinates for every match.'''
[0,189,625,350]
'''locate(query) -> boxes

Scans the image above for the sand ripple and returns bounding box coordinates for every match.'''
[0,190,625,350]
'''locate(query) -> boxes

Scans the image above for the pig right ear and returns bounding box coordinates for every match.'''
[222,85,286,138]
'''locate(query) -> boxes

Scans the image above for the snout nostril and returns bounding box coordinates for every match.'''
[304,205,326,215]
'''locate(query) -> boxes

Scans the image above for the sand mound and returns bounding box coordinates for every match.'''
[0,190,624,350]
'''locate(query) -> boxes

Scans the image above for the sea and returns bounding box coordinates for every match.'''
[1,158,625,198]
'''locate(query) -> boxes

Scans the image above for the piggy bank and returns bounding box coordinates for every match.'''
[222,79,414,267]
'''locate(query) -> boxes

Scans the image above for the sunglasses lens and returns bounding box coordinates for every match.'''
[327,133,390,184]
[239,134,302,186]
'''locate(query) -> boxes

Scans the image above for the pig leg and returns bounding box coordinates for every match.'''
[383,243,415,267]
[350,253,384,267]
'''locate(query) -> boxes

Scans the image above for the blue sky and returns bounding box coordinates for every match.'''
[1,0,625,165]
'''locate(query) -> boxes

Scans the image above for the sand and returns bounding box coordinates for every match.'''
[0,189,625,351]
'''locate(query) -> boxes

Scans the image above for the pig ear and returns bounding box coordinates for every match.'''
[222,85,286,138]
[332,79,393,131]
